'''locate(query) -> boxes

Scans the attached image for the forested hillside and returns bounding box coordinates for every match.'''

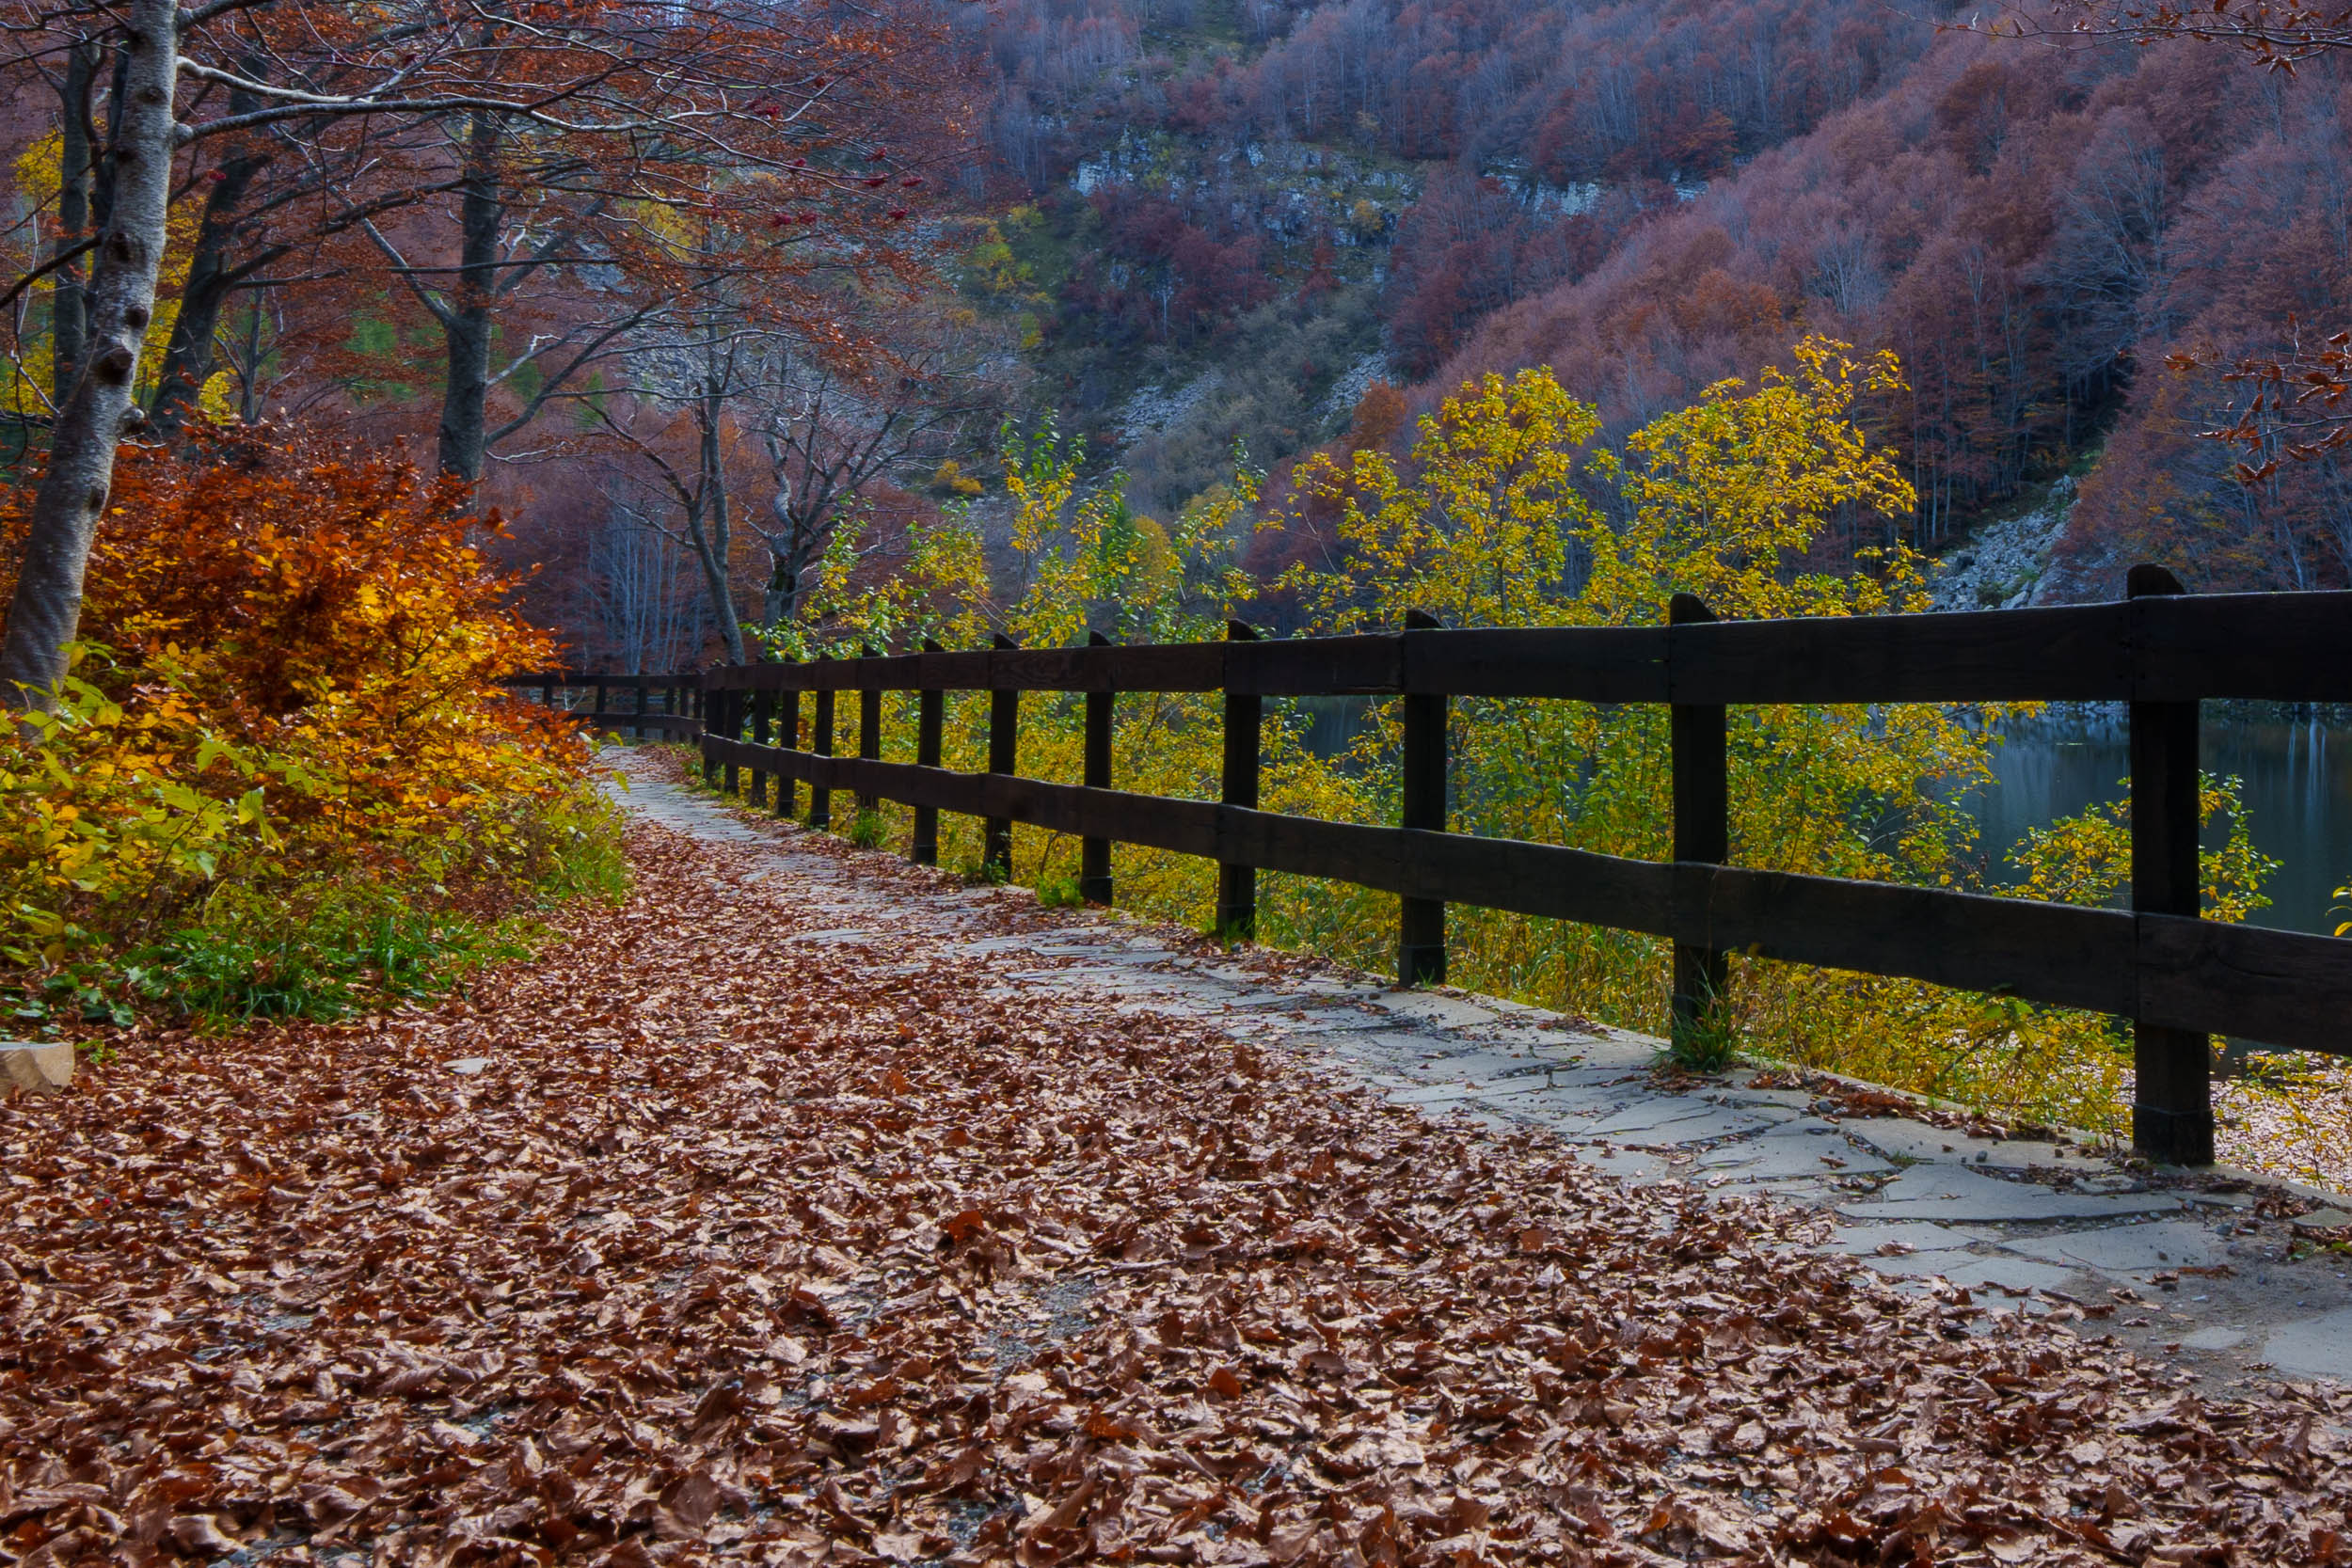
[973,0,1948,518]
[8,0,2333,686]
[1422,30,2352,595]
[977,0,2350,602]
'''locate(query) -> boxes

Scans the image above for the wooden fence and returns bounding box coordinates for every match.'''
[513,569,2352,1165]
[517,670,704,739]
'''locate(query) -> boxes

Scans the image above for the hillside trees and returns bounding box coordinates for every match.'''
[1384,168,1596,376]
[0,0,973,703]
[1396,29,2352,589]
[2027,2,2352,467]
[977,0,2345,586]
[580,208,1001,662]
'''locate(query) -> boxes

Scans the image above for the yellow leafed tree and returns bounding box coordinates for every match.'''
[771,339,2284,1141]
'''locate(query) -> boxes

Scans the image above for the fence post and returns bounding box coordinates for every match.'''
[1217,619,1263,942]
[633,674,647,739]
[1080,630,1115,905]
[542,671,556,709]
[1669,592,1729,1050]
[985,634,1019,879]
[2128,564,2213,1165]
[593,673,610,739]
[913,640,944,865]
[774,660,798,819]
[1399,609,1447,987]
[722,682,744,797]
[701,672,720,787]
[810,658,834,830]
[859,644,882,816]
[749,683,771,809]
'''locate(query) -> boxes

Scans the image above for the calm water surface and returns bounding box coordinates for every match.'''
[1971,710,2352,936]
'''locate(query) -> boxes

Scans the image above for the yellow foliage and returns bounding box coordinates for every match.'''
[0,428,605,981]
[7,129,207,425]
[776,339,2284,1138]
[2008,775,2277,922]
[0,654,271,963]
[930,458,984,496]
[1280,367,1605,631]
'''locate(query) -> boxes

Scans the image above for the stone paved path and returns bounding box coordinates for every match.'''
[607,749,2352,1393]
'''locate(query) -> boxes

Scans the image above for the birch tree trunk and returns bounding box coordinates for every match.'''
[0,0,177,706]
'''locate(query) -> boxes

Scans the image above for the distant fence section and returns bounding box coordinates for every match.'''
[514,670,704,739]
[511,569,2352,1166]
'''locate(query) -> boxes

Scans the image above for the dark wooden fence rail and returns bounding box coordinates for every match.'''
[516,576,2352,1165]
[510,669,705,739]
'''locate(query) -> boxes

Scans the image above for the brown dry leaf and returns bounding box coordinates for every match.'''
[167,1515,237,1555]
[0,771,2344,1568]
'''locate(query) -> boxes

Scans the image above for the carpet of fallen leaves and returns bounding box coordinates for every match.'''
[7,822,2352,1568]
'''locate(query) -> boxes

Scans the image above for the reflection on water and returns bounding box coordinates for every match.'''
[1972,710,2352,936]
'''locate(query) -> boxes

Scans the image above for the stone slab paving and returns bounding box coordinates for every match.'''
[604,749,2352,1393]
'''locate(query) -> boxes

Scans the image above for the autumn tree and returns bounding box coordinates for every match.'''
[1986,2,2352,468]
[354,2,961,483]
[753,301,1003,632]
[2007,2,2352,66]
[0,0,971,705]
[574,193,996,662]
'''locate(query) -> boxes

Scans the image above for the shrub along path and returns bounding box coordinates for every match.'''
[4,753,2351,1568]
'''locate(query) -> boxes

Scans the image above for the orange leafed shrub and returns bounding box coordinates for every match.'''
[72,426,586,851]
[0,426,602,972]
[84,427,549,709]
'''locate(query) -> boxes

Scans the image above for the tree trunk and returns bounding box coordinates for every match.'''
[50,40,99,405]
[762,556,795,627]
[696,385,745,662]
[0,0,178,706]
[761,516,822,629]
[760,466,800,626]
[147,82,265,438]
[435,109,501,482]
[684,501,743,666]
[233,293,267,422]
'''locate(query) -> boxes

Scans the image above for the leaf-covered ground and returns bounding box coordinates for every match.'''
[6,823,2349,1568]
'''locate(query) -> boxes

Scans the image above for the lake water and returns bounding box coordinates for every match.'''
[1971,709,2352,936]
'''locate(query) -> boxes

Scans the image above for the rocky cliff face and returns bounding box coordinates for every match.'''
[1927,478,2077,611]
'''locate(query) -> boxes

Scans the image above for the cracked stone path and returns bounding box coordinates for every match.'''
[607,748,2352,1393]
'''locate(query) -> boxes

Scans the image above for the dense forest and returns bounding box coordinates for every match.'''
[975,0,2352,612]
[2,0,2341,678]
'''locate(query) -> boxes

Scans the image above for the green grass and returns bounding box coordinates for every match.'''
[119,791,630,1029]
[128,882,530,1024]
[1663,989,1742,1073]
